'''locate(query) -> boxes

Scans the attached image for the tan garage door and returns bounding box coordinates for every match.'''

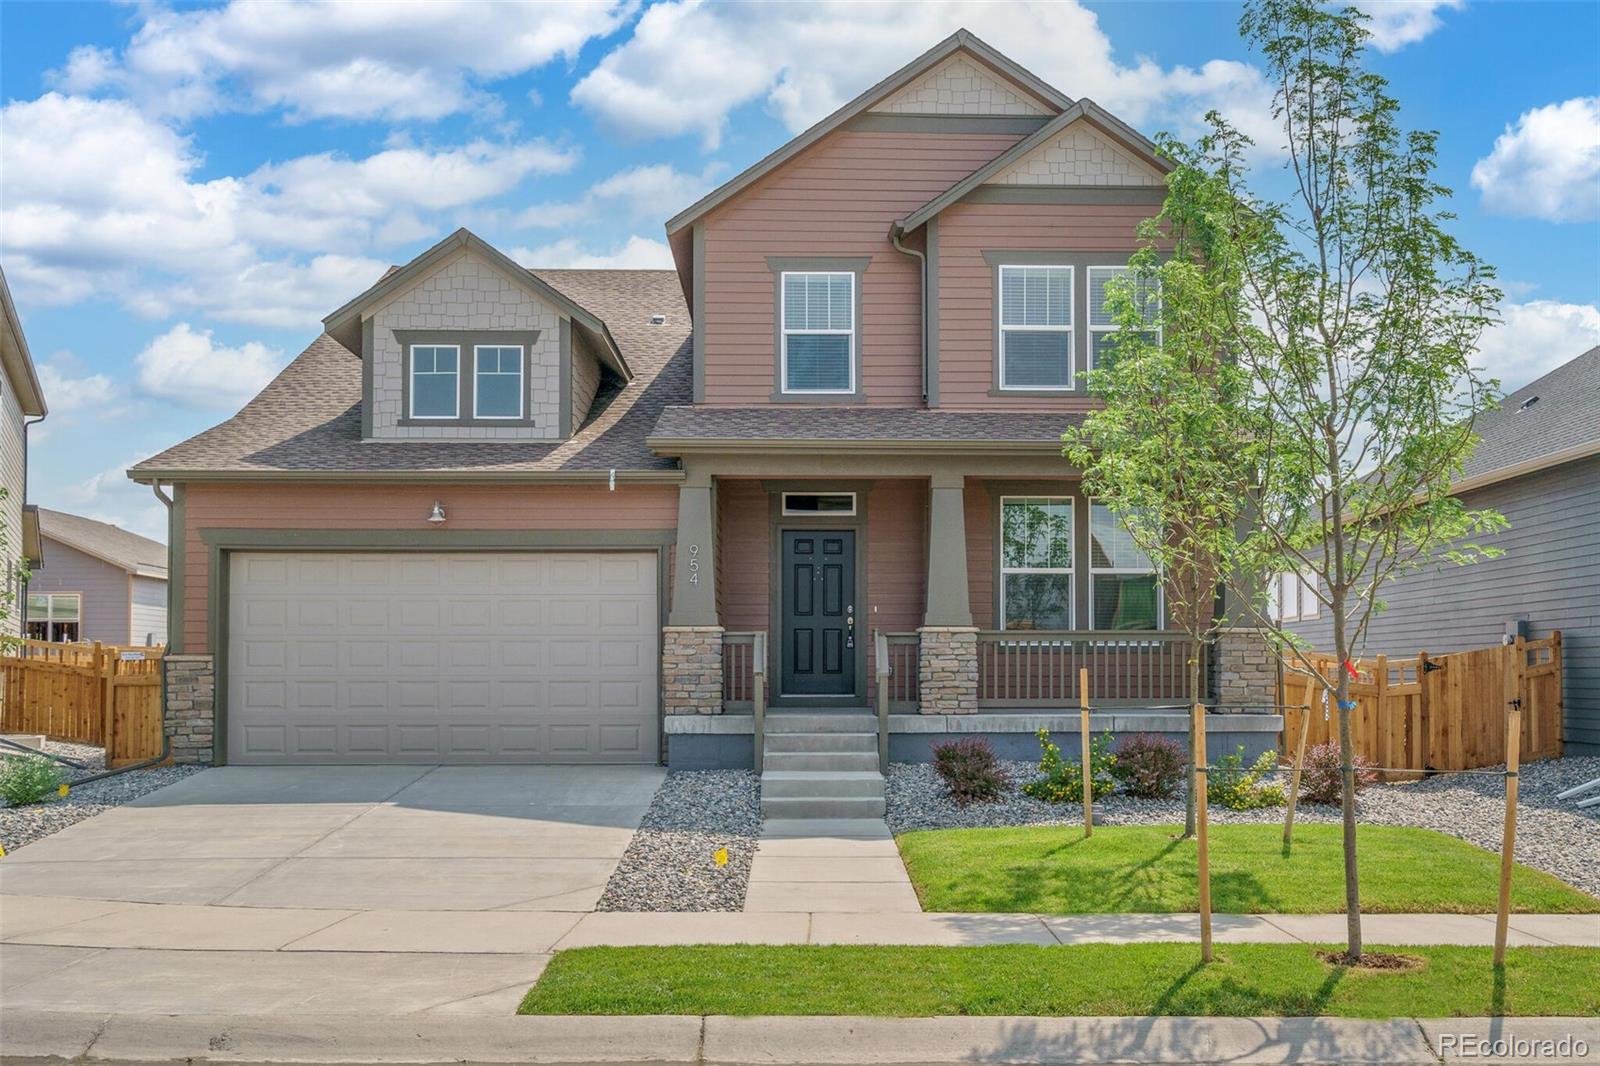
[226,551,658,764]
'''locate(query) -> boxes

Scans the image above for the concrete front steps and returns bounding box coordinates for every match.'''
[759,711,885,819]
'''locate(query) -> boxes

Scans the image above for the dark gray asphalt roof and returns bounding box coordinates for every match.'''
[648,405,1083,446]
[1463,346,1600,482]
[130,269,690,477]
[38,508,167,577]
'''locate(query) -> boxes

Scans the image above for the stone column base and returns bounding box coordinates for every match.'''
[917,626,978,715]
[1214,627,1278,712]
[164,654,216,764]
[662,625,724,715]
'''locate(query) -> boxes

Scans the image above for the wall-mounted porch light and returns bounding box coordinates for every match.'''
[428,501,447,524]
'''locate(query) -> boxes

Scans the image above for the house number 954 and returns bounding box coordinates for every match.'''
[687,544,700,585]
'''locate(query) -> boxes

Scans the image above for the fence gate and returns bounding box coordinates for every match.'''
[0,640,166,766]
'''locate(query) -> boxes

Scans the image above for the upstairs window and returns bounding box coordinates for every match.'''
[781,271,855,393]
[410,345,459,419]
[1271,571,1320,622]
[1088,266,1161,370]
[1000,497,1074,630]
[1089,502,1161,630]
[999,265,1073,390]
[473,345,524,419]
[26,592,81,643]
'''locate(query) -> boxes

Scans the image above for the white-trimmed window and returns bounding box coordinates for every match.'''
[999,265,1073,390]
[1271,572,1320,622]
[409,345,459,418]
[1000,497,1073,630]
[1088,266,1161,370]
[473,345,523,419]
[1089,502,1162,630]
[781,492,856,516]
[781,271,855,393]
[26,592,81,643]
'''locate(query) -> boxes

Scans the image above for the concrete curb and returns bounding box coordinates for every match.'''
[4,1010,1598,1064]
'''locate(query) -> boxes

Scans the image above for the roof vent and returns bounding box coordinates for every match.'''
[1519,395,1540,411]
[649,314,667,326]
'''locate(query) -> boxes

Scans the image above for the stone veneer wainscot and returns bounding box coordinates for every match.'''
[662,625,724,715]
[164,654,216,764]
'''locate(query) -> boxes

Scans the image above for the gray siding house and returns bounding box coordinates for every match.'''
[1,266,48,637]
[1284,347,1600,754]
[26,508,168,646]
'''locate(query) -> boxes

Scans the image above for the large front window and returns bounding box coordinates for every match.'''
[473,345,524,419]
[1088,266,1160,370]
[26,592,81,643]
[409,345,460,418]
[781,271,854,393]
[999,265,1073,390]
[1090,502,1161,629]
[1000,497,1073,630]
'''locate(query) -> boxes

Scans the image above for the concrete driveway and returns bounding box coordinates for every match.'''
[0,764,663,1018]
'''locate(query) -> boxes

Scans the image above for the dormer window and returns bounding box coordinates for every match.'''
[473,345,524,419]
[781,271,855,394]
[410,345,460,419]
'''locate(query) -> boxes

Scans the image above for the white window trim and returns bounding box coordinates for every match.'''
[781,491,857,517]
[27,591,83,642]
[1087,265,1162,371]
[998,264,1074,392]
[999,495,1075,631]
[409,344,460,420]
[472,344,525,420]
[1088,500,1164,631]
[780,271,856,395]
[1275,571,1320,622]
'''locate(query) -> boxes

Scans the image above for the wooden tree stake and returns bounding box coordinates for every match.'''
[1494,643,1524,966]
[1194,701,1212,962]
[1282,700,1312,850]
[1079,667,1092,837]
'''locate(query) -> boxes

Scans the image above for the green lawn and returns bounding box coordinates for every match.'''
[895,824,1600,915]
[520,944,1600,1018]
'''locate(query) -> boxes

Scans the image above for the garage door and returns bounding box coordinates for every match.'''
[226,551,658,764]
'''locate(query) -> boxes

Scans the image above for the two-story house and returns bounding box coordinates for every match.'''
[130,31,1280,779]
[2,266,48,639]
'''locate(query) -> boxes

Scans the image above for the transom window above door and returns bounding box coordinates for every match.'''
[1000,496,1073,630]
[781,271,855,394]
[410,345,460,419]
[999,265,1073,390]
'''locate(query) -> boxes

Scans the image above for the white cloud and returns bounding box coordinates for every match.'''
[51,0,636,122]
[1471,97,1600,223]
[36,361,117,414]
[46,456,169,544]
[134,323,286,409]
[1475,300,1600,392]
[571,1,1276,152]
[516,163,725,229]
[513,236,674,270]
[1350,1,1462,53]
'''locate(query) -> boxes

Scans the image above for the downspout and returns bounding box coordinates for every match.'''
[889,224,928,404]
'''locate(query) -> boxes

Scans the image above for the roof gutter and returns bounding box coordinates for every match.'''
[1446,438,1600,498]
[125,468,687,486]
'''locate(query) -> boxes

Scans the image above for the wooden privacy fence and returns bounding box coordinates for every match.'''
[1280,633,1562,778]
[0,640,167,767]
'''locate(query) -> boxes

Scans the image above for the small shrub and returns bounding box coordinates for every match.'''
[0,754,65,807]
[1112,733,1187,799]
[1023,728,1117,804]
[1299,740,1379,805]
[1207,745,1284,811]
[930,737,1006,806]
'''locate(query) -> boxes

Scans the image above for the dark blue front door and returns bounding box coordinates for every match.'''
[781,530,855,696]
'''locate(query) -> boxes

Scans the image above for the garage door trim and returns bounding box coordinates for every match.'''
[200,528,675,766]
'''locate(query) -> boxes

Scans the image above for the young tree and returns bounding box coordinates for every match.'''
[1139,0,1503,962]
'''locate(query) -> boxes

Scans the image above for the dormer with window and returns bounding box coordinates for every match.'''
[322,229,630,441]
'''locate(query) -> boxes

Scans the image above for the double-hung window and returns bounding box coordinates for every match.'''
[1088,266,1160,370]
[998,265,1073,390]
[473,345,523,419]
[410,345,459,419]
[1271,572,1320,621]
[1089,502,1162,630]
[26,592,81,643]
[1000,497,1073,630]
[781,271,855,394]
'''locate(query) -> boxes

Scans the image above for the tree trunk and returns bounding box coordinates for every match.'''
[1184,651,1199,837]
[1336,667,1363,959]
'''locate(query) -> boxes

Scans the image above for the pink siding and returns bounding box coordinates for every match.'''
[936,200,1153,410]
[716,479,770,633]
[701,130,1023,407]
[179,483,678,653]
[965,477,995,629]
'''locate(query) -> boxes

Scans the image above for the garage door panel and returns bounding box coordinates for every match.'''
[228,551,658,764]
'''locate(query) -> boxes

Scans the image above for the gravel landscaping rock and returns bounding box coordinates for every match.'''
[598,769,761,912]
[889,755,1600,898]
[1,742,205,853]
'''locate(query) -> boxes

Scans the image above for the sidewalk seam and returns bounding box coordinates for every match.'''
[1414,1018,1444,1063]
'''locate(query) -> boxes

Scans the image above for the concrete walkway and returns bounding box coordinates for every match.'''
[744,817,921,913]
[4,1009,1597,1063]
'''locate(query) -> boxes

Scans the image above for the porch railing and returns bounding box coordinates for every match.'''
[881,632,921,711]
[721,631,767,771]
[976,630,1208,707]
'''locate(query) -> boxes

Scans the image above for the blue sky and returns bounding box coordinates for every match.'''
[2,0,1597,542]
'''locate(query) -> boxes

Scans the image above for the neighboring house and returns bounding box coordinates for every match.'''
[1284,347,1600,755]
[25,508,169,646]
[129,30,1278,770]
[1,266,48,639]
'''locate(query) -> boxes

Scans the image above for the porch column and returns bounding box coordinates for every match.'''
[919,473,978,714]
[664,474,722,715]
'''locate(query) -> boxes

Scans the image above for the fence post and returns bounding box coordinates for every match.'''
[1194,701,1212,963]
[1494,695,1522,966]
[1551,630,1564,755]
[93,642,112,754]
[1416,651,1432,776]
[1079,666,1092,837]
